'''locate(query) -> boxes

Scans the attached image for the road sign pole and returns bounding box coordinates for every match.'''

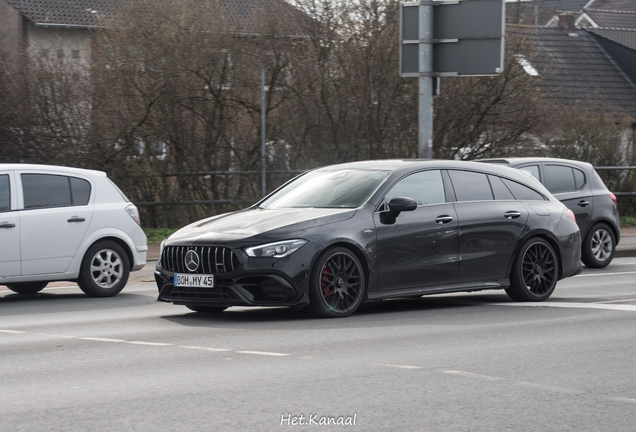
[418,1,433,159]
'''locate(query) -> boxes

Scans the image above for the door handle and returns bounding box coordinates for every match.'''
[67,217,86,223]
[504,211,521,219]
[435,215,453,224]
[578,200,590,207]
[0,222,15,229]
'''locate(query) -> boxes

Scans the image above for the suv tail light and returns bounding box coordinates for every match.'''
[563,209,576,221]
[608,192,617,207]
[126,204,141,225]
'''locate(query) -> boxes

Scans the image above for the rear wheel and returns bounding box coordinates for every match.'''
[77,241,130,297]
[506,238,558,302]
[306,247,366,318]
[582,223,615,268]
[6,282,48,294]
[185,305,227,313]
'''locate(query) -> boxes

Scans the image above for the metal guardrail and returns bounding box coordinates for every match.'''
[594,166,636,196]
[132,166,636,207]
[133,170,306,207]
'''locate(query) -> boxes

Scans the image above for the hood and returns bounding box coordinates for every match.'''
[166,207,357,245]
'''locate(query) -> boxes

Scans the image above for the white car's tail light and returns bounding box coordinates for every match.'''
[126,204,141,225]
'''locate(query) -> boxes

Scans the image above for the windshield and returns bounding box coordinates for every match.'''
[259,169,389,209]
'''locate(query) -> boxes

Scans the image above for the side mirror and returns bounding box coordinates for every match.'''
[380,196,418,224]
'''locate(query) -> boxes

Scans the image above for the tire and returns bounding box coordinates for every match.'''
[506,237,558,302]
[77,241,130,297]
[5,282,48,294]
[582,223,615,268]
[306,246,366,318]
[185,305,227,313]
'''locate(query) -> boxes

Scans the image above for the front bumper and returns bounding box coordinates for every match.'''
[155,270,309,307]
[155,242,317,308]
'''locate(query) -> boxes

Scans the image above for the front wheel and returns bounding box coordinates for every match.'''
[506,238,558,302]
[582,223,615,268]
[306,247,366,318]
[6,282,48,294]
[77,241,130,297]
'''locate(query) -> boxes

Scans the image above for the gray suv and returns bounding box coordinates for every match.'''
[478,158,620,268]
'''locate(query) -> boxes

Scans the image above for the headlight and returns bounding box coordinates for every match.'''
[245,239,307,258]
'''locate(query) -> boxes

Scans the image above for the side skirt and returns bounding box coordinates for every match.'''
[366,279,510,301]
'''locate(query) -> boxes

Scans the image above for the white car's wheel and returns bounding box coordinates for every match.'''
[78,241,130,297]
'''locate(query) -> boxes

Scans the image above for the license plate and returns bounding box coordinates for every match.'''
[174,273,215,288]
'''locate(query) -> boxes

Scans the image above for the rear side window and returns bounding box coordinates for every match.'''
[70,177,91,205]
[448,170,493,201]
[488,175,515,200]
[21,174,91,209]
[501,178,545,201]
[546,165,584,193]
[519,165,541,181]
[0,174,10,211]
[384,170,446,207]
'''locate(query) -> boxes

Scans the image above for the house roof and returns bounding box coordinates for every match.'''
[588,0,636,12]
[5,0,113,26]
[512,26,636,118]
[5,0,305,32]
[583,10,636,29]
[589,28,636,49]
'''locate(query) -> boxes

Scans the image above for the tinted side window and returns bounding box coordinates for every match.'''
[501,178,545,201]
[70,177,91,205]
[488,175,515,200]
[546,165,576,193]
[573,168,585,189]
[384,170,445,207]
[448,170,493,201]
[0,175,10,211]
[519,165,541,182]
[22,174,72,209]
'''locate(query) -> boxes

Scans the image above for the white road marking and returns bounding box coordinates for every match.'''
[443,370,501,381]
[574,270,636,278]
[236,350,290,357]
[489,302,636,312]
[517,381,584,395]
[38,334,76,338]
[80,337,125,343]
[605,397,636,404]
[0,329,27,334]
[597,298,636,304]
[180,346,231,352]
[125,341,173,346]
[379,363,421,370]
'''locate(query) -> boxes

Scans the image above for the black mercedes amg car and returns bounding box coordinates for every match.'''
[155,160,582,317]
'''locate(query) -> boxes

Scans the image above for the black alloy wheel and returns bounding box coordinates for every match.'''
[307,247,366,318]
[506,237,558,302]
[5,281,48,294]
[582,223,615,268]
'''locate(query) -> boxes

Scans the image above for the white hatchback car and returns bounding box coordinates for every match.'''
[0,164,147,296]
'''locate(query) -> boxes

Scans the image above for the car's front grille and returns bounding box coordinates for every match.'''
[161,246,240,274]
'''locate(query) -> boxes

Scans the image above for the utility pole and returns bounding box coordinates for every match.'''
[261,68,266,198]
[419,1,434,159]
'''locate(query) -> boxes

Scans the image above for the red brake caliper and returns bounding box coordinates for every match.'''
[321,265,330,295]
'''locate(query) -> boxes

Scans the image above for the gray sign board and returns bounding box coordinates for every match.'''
[400,0,505,77]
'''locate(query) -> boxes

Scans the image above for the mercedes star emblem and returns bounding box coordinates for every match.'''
[184,250,200,272]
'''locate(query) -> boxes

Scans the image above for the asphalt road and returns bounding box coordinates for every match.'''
[1,259,636,432]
